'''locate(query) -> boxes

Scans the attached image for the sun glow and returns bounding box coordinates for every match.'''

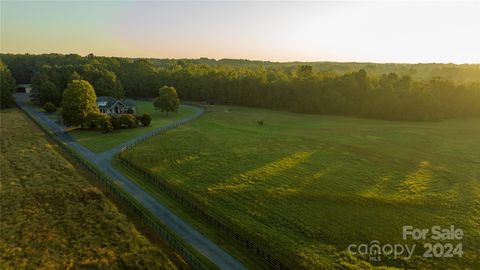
[1,1,479,63]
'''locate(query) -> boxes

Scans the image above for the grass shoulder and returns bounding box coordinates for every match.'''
[112,156,266,270]
[0,108,186,269]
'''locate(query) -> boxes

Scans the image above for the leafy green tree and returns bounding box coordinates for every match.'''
[30,71,49,100]
[43,102,57,113]
[69,71,82,81]
[85,111,103,129]
[296,65,314,80]
[2,53,480,121]
[0,62,16,109]
[118,114,137,128]
[38,81,61,105]
[154,86,180,116]
[99,115,113,133]
[61,80,99,128]
[111,116,122,129]
[81,64,125,98]
[118,59,158,98]
[140,113,152,126]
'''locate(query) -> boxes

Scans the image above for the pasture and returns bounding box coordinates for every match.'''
[120,105,480,269]
[68,100,197,152]
[0,109,184,269]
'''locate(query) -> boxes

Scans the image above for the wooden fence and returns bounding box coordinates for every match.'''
[16,105,211,270]
[117,108,291,270]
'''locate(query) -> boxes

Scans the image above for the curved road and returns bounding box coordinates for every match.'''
[15,93,248,270]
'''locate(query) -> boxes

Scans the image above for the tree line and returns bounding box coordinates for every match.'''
[1,53,479,121]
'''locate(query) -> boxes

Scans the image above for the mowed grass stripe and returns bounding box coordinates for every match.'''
[122,105,480,269]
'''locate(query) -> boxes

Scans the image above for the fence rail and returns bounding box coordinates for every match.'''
[121,104,206,151]
[118,104,290,270]
[16,104,211,270]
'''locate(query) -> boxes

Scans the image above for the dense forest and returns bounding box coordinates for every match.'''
[2,53,480,120]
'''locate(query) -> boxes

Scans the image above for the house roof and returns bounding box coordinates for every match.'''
[123,99,136,107]
[96,96,136,109]
[97,96,118,108]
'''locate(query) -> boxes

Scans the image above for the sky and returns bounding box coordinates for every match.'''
[1,1,479,63]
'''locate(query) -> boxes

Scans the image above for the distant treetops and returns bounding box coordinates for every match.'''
[2,53,480,121]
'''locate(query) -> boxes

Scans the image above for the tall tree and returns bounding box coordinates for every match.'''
[0,61,16,109]
[61,80,99,128]
[30,71,49,100]
[38,81,61,105]
[296,65,314,80]
[154,86,180,116]
[81,64,125,98]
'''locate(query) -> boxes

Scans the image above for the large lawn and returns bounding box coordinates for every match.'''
[120,105,480,269]
[0,109,185,269]
[69,101,198,152]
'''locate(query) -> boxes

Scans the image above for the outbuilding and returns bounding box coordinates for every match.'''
[16,84,32,94]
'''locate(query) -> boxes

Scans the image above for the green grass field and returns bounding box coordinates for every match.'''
[68,101,197,152]
[120,105,480,269]
[0,109,186,269]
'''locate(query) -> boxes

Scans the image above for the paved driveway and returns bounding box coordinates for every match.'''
[15,93,248,270]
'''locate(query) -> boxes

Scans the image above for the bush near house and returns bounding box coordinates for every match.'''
[118,114,137,128]
[94,113,150,133]
[140,113,152,126]
[99,114,114,133]
[69,101,196,153]
[85,112,102,129]
[111,115,122,129]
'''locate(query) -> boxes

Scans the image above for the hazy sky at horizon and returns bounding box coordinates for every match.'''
[1,1,479,63]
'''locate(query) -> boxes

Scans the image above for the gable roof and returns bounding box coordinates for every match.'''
[97,96,118,108]
[111,100,127,109]
[96,96,136,109]
[123,99,137,107]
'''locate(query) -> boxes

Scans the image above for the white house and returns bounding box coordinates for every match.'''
[96,96,137,115]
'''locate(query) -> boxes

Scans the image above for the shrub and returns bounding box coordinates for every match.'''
[85,112,102,129]
[111,115,122,129]
[43,102,57,113]
[99,115,113,133]
[118,114,137,128]
[141,113,152,126]
[135,114,143,125]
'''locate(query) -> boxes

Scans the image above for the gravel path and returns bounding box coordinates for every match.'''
[15,93,248,270]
